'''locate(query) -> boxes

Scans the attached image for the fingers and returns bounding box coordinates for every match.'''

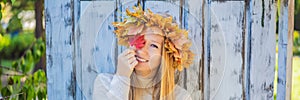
[127,52,137,69]
[128,56,137,64]
[116,48,138,77]
[129,61,138,69]
[129,45,136,51]
[118,48,138,70]
[126,53,135,59]
[123,49,135,56]
[129,59,138,69]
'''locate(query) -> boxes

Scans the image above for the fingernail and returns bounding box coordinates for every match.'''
[130,46,136,51]
[130,46,134,49]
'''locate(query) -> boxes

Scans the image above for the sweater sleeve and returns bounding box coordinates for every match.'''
[93,73,131,100]
[174,85,193,100]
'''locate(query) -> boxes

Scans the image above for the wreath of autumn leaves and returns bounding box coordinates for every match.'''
[112,6,194,71]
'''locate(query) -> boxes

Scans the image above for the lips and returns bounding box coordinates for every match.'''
[135,55,149,63]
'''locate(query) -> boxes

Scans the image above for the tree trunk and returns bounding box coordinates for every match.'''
[34,0,46,72]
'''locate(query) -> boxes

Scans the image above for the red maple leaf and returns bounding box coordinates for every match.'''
[129,35,145,50]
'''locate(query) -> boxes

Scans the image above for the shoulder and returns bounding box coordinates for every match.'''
[174,85,192,100]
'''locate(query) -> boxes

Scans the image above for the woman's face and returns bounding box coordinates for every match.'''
[134,27,164,74]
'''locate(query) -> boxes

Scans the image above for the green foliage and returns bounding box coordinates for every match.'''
[11,0,16,4]
[0,34,10,51]
[0,37,46,99]
[10,37,44,74]
[294,31,300,55]
[0,70,46,100]
[0,4,2,20]
[0,32,35,59]
[295,0,300,31]
[1,0,46,99]
[6,15,23,33]
[296,0,300,15]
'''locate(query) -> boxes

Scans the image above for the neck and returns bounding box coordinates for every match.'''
[131,67,160,88]
[134,67,158,78]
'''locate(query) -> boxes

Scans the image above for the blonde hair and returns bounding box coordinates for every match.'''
[160,43,176,100]
[129,41,178,100]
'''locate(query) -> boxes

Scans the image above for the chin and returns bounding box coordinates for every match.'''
[134,63,150,71]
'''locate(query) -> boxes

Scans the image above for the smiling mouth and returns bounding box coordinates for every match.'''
[135,55,149,63]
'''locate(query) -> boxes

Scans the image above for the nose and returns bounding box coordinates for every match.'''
[136,44,148,56]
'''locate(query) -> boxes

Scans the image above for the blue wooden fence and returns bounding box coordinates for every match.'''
[45,0,294,99]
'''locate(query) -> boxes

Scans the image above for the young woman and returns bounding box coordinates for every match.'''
[93,6,194,100]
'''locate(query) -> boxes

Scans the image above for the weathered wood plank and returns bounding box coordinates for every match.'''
[45,0,75,99]
[79,1,115,99]
[185,0,203,99]
[202,0,211,99]
[74,0,82,99]
[244,0,252,99]
[277,0,294,99]
[209,1,245,99]
[248,0,276,99]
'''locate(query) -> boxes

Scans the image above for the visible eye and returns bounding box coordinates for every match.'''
[150,44,159,48]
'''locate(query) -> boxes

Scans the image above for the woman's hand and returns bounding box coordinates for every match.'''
[116,48,138,78]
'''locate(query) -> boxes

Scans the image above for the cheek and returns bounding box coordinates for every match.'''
[148,54,162,69]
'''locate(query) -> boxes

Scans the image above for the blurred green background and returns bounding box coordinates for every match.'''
[0,0,46,99]
[0,0,299,99]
